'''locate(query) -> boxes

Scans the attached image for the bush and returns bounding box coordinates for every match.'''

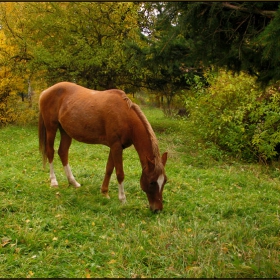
[0,91,40,127]
[9,93,39,126]
[0,92,17,126]
[187,70,280,162]
[251,91,280,162]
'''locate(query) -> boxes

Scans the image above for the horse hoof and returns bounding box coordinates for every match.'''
[120,197,127,204]
[69,180,81,188]
[101,192,110,199]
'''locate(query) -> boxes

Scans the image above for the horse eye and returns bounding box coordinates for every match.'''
[150,181,157,186]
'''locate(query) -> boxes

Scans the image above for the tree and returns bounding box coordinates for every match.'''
[127,2,208,108]
[0,2,145,90]
[0,10,30,125]
[152,2,280,85]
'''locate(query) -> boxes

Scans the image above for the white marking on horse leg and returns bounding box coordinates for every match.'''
[118,182,126,203]
[63,164,81,188]
[50,162,58,187]
[157,174,165,192]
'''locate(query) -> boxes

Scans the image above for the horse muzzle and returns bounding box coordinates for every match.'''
[149,202,163,213]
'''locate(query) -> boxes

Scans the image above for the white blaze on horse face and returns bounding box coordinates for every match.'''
[157,174,165,192]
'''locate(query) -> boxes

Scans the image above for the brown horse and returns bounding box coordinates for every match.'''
[38,82,168,212]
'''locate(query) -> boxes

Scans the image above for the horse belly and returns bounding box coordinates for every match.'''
[59,110,108,145]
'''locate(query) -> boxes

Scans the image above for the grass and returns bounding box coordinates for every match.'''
[0,107,280,278]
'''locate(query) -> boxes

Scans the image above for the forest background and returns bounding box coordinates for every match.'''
[1,1,280,162]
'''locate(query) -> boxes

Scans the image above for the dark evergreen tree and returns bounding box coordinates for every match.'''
[130,2,208,107]
[154,2,280,85]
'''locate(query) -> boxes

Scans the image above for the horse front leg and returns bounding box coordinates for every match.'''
[58,128,80,188]
[101,150,114,199]
[111,144,126,204]
[101,146,126,203]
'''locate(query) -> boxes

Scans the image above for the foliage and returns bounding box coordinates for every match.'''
[250,88,280,162]
[187,70,280,162]
[0,108,280,277]
[0,18,31,126]
[158,2,280,85]
[7,92,39,126]
[0,2,149,126]
[131,3,207,108]
[0,86,16,126]
[0,2,144,90]
[2,1,280,129]
[254,6,280,83]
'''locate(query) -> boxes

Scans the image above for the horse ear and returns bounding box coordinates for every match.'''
[161,152,168,166]
[146,156,155,172]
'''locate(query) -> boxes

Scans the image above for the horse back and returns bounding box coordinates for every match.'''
[39,82,134,147]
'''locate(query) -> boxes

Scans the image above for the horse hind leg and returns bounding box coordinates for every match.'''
[58,127,81,188]
[49,162,58,187]
[44,128,59,187]
[63,164,81,188]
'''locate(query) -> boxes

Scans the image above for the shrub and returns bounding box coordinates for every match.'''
[250,90,280,162]
[0,91,17,126]
[8,93,40,126]
[187,70,280,162]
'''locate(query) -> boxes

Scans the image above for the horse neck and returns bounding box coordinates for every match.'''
[131,111,158,169]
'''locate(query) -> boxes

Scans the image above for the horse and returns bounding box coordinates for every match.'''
[38,82,168,212]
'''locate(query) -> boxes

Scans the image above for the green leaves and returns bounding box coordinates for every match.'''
[187,70,280,162]
[0,2,143,89]
[149,2,280,85]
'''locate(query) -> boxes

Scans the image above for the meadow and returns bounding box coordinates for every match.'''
[0,107,280,278]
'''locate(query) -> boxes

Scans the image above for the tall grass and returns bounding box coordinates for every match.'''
[0,107,279,277]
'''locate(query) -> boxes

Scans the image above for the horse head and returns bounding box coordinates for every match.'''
[140,152,167,212]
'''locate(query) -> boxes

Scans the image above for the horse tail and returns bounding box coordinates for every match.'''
[38,112,47,168]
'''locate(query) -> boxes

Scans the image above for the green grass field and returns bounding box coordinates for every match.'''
[0,107,280,278]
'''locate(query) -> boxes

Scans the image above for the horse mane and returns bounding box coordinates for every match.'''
[122,94,163,172]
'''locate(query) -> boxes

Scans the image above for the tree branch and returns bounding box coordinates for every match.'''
[221,2,276,18]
